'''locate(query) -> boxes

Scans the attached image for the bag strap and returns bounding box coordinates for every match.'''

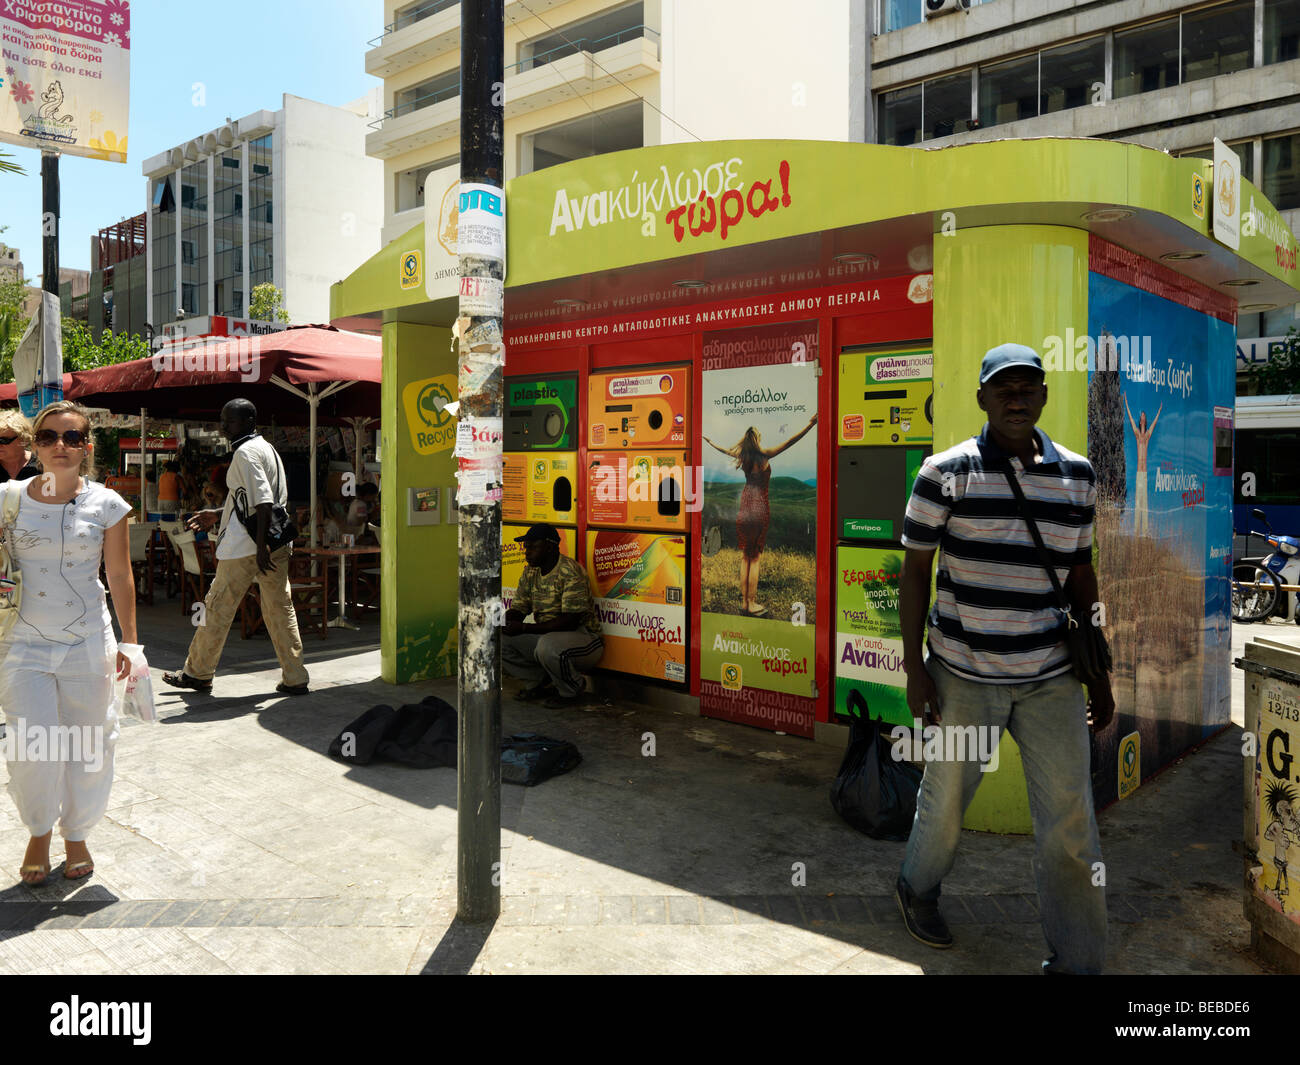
[1001,460,1073,618]
[1,480,21,529]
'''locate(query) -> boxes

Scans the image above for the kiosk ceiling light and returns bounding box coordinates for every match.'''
[1222,278,1261,287]
[833,253,877,265]
[553,298,588,308]
[673,279,709,289]
[1081,208,1134,223]
[1160,251,1204,261]
[1239,303,1276,313]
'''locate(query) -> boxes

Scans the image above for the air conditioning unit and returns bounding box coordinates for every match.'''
[924,0,970,18]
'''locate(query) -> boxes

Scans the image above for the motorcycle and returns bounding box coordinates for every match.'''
[1232,508,1300,624]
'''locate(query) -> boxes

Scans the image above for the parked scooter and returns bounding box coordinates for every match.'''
[1232,508,1300,624]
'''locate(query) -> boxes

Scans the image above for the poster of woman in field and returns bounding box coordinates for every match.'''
[703,414,817,616]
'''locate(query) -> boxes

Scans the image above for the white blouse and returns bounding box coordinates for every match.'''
[1,478,131,672]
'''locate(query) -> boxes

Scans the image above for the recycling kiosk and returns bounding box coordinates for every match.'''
[332,137,1300,832]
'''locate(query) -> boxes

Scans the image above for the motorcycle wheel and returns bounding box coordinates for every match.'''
[1232,563,1282,623]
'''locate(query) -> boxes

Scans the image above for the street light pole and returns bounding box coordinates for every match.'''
[456,0,506,924]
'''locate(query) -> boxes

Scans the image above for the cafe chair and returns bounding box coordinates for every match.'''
[168,529,213,617]
[288,550,330,639]
[128,521,157,605]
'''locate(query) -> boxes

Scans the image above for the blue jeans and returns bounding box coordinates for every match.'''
[899,656,1107,974]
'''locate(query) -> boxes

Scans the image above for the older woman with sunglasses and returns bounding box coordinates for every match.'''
[0,410,40,483]
[0,401,135,885]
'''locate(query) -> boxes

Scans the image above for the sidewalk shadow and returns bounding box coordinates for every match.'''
[417,916,497,975]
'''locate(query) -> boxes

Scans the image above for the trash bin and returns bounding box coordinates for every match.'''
[1235,637,1300,973]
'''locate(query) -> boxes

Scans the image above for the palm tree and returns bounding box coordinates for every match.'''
[0,149,23,176]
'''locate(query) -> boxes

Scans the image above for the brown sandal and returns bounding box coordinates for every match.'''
[19,863,50,886]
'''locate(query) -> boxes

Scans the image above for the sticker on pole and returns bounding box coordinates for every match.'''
[459,276,503,317]
[457,183,505,265]
[455,416,504,507]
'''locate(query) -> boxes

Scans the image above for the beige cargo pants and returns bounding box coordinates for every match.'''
[182,544,309,688]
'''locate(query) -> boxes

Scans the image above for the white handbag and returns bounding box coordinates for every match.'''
[0,481,23,639]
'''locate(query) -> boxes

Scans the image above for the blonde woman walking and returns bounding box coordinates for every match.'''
[0,401,135,885]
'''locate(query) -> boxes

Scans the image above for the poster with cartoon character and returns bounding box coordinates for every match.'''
[1256,680,1300,921]
[1,1,131,162]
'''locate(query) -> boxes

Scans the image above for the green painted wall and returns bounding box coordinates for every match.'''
[932,224,1092,835]
[381,320,460,684]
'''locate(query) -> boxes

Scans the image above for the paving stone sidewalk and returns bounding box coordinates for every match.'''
[0,601,1286,974]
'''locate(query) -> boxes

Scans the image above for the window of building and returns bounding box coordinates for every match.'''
[878,83,922,146]
[396,155,457,213]
[392,0,455,33]
[880,0,923,33]
[152,177,175,212]
[520,101,643,174]
[1113,18,1180,98]
[1040,37,1105,114]
[979,53,1038,128]
[924,71,973,139]
[181,240,196,265]
[516,2,648,72]
[394,68,460,117]
[1263,132,1300,211]
[1180,142,1255,186]
[1181,0,1254,83]
[1265,0,1300,63]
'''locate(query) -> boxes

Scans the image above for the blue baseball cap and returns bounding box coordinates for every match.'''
[979,343,1044,384]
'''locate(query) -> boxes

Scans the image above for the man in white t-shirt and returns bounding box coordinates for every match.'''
[161,399,309,696]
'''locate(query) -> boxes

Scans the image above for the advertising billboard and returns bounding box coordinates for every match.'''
[586,530,687,684]
[0,0,131,162]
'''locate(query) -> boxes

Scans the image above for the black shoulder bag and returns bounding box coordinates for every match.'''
[233,439,298,553]
[1002,461,1112,688]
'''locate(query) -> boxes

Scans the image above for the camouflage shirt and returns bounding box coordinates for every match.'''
[514,555,601,634]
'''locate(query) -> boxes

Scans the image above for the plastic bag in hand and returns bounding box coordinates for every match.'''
[116,643,158,724]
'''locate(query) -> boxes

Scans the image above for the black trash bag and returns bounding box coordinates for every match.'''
[377,696,458,769]
[328,704,397,765]
[500,733,582,786]
[830,698,921,841]
[329,696,457,768]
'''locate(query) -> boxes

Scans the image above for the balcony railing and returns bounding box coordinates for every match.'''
[507,24,660,75]
[368,24,660,132]
[368,0,458,47]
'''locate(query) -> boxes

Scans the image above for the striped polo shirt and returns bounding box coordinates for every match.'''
[900,425,1096,684]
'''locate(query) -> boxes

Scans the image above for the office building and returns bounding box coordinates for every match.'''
[364,0,870,246]
[143,93,384,330]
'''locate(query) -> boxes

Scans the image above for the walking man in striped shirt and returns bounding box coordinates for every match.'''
[894,343,1114,974]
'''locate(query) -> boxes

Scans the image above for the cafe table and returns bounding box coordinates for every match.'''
[301,545,381,629]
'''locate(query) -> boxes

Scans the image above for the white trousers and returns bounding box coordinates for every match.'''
[0,640,119,841]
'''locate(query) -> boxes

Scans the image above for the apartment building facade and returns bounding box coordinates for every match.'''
[365,0,871,247]
[870,0,1300,345]
[142,93,384,330]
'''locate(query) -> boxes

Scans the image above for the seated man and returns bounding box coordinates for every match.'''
[502,523,604,708]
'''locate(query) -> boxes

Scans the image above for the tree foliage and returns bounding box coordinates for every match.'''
[249,282,290,323]
[1245,327,1300,396]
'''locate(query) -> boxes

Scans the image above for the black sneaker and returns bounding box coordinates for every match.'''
[516,681,556,702]
[896,876,953,949]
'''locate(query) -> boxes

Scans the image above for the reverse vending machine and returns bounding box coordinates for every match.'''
[834,348,933,727]
[584,366,692,685]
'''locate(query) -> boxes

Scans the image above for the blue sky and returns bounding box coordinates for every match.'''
[1,0,381,274]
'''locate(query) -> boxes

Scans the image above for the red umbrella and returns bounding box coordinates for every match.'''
[67,325,382,423]
[67,326,384,548]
